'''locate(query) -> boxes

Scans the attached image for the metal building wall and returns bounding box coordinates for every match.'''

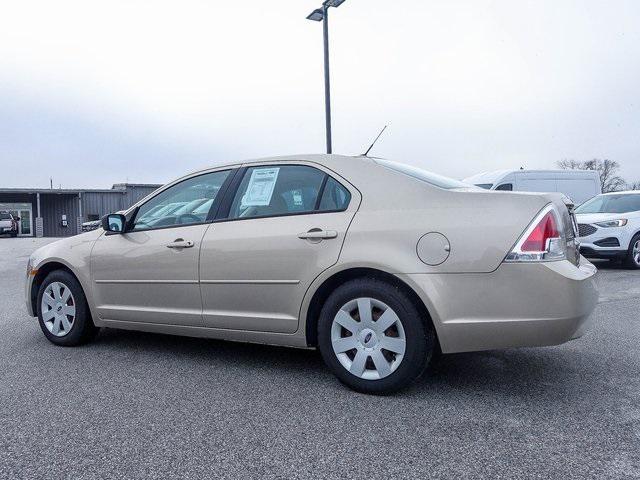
[81,192,126,220]
[0,193,37,214]
[122,185,160,207]
[40,194,79,237]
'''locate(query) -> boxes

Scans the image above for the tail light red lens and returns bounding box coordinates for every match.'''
[521,211,560,252]
[505,204,567,262]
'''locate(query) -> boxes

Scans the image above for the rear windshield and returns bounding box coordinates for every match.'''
[575,194,640,214]
[0,213,11,220]
[374,159,471,190]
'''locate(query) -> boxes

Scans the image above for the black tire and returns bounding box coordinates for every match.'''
[10,232,17,237]
[37,270,99,346]
[317,278,434,394]
[624,234,640,270]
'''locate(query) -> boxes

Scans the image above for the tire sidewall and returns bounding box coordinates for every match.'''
[626,234,640,269]
[318,278,433,394]
[37,270,93,346]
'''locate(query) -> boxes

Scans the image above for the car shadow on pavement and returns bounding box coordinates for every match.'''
[91,327,589,397]
[94,327,327,374]
[590,259,627,270]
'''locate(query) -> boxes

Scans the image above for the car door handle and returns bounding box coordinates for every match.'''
[166,239,194,249]
[297,229,338,240]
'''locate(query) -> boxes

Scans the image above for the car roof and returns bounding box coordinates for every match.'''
[192,154,363,173]
[601,190,640,196]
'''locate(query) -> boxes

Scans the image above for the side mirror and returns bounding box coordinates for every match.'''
[101,213,126,233]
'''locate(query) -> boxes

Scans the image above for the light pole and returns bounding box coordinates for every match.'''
[306,0,347,154]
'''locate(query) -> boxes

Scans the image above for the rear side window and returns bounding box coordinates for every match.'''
[227,165,350,219]
[319,177,351,211]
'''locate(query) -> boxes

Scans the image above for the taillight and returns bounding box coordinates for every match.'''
[505,204,567,262]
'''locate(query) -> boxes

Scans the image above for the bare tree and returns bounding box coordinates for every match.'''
[628,181,640,190]
[557,159,583,170]
[556,158,626,193]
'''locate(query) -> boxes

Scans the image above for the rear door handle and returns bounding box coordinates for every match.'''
[297,229,338,240]
[167,239,194,249]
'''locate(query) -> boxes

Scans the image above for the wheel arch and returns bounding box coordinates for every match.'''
[30,261,84,316]
[303,267,441,351]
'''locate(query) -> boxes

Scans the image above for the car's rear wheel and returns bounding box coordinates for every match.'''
[624,234,640,269]
[37,270,99,346]
[318,278,433,394]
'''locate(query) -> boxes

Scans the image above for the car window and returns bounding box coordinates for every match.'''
[495,183,513,191]
[575,194,640,214]
[132,170,230,230]
[0,213,11,220]
[475,183,493,189]
[319,177,351,211]
[228,165,326,219]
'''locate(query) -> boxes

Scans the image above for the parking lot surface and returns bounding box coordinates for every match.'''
[1,238,638,479]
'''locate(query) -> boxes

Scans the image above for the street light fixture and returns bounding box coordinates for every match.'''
[306,0,348,154]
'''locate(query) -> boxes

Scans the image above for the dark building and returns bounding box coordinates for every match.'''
[0,183,161,237]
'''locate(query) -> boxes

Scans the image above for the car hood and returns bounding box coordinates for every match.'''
[575,212,627,224]
[29,229,104,270]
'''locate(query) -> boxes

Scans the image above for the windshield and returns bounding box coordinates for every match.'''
[0,213,11,220]
[374,159,471,190]
[575,194,640,214]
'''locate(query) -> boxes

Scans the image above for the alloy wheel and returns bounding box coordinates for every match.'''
[41,281,76,337]
[331,297,406,380]
[634,240,640,266]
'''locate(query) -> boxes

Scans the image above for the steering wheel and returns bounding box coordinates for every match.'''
[176,213,201,224]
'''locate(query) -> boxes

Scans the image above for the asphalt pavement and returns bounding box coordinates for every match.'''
[0,238,638,479]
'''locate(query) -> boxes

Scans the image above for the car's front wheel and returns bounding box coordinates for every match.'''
[37,270,99,346]
[625,234,640,269]
[318,278,434,394]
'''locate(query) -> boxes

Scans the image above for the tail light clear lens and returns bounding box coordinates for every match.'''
[505,204,567,262]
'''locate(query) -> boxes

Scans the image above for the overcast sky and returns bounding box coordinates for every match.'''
[1,0,639,188]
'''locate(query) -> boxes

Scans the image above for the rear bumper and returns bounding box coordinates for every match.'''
[399,258,598,353]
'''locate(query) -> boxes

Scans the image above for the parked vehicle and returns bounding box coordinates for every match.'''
[25,155,597,393]
[463,169,601,204]
[575,191,640,268]
[0,212,18,237]
[81,220,101,232]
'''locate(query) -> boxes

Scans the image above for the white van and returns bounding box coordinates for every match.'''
[463,169,601,204]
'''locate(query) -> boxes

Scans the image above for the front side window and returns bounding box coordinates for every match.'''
[132,170,230,230]
[228,165,348,219]
[576,194,640,214]
[495,183,513,191]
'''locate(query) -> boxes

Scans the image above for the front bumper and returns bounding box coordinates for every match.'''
[579,246,626,260]
[399,258,598,353]
[25,269,36,317]
[577,224,629,259]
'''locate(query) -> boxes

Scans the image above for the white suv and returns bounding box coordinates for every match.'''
[575,191,640,268]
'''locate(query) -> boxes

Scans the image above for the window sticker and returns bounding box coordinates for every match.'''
[292,190,303,206]
[241,167,280,207]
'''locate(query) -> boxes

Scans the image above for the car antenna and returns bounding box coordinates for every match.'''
[362,125,388,157]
